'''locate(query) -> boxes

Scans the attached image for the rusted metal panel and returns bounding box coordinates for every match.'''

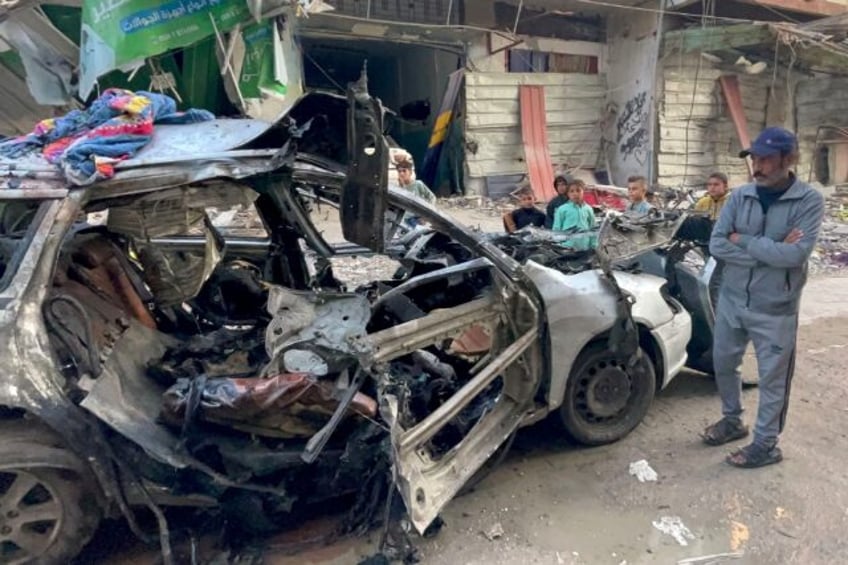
[519,85,557,202]
[718,75,754,180]
[340,76,390,252]
[129,119,271,162]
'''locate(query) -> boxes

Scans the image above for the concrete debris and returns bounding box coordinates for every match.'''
[810,193,848,274]
[483,522,505,541]
[652,516,696,547]
[628,459,658,482]
[677,552,744,564]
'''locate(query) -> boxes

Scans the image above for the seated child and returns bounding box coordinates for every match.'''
[503,187,546,233]
[552,179,597,250]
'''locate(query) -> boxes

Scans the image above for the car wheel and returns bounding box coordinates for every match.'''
[0,450,101,564]
[557,343,656,446]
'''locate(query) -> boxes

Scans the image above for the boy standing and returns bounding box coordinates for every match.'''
[504,187,546,233]
[626,176,654,214]
[695,172,731,220]
[545,174,573,228]
[552,179,597,250]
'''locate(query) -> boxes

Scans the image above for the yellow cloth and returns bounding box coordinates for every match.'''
[694,192,730,220]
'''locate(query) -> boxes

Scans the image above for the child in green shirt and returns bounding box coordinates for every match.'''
[552,180,597,251]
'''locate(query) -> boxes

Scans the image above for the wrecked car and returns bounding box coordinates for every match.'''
[0,81,692,564]
[486,209,719,376]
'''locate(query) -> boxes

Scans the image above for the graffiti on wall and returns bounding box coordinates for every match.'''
[616,91,649,165]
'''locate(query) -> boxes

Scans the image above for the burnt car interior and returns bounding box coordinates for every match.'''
[0,200,43,291]
[35,85,542,552]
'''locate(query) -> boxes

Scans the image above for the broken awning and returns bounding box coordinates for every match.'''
[79,0,255,99]
[663,21,848,75]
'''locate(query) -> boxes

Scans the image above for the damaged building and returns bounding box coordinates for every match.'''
[4,1,848,197]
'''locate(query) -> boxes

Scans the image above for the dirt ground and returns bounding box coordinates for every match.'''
[264,276,848,565]
[76,206,848,565]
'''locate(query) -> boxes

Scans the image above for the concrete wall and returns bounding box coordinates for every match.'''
[604,10,663,186]
[656,52,773,190]
[795,76,848,185]
[463,33,607,196]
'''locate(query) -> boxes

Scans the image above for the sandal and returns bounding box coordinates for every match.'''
[726,443,783,468]
[700,417,749,446]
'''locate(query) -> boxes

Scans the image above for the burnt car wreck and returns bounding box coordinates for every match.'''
[0,76,699,564]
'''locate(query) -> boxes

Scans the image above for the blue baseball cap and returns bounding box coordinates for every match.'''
[739,127,797,158]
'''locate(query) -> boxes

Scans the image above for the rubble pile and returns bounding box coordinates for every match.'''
[437,196,515,217]
[330,255,400,288]
[811,192,848,274]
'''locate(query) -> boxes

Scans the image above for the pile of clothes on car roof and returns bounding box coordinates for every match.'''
[0,88,213,185]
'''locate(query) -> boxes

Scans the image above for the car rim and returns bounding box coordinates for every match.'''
[0,470,64,563]
[575,358,634,423]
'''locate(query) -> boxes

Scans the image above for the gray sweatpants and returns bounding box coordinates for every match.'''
[712,295,799,448]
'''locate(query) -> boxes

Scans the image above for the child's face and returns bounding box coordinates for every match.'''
[628,182,647,202]
[397,166,413,185]
[555,180,568,195]
[567,184,584,204]
[519,193,535,208]
[706,177,728,199]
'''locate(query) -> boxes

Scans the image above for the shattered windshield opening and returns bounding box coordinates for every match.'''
[0,199,45,292]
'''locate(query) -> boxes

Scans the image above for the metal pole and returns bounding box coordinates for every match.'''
[512,0,524,34]
[446,0,454,25]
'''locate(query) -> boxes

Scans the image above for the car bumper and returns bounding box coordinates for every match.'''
[651,304,692,389]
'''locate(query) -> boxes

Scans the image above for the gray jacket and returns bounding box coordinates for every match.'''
[709,177,825,315]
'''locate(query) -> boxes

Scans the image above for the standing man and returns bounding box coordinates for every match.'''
[695,172,731,220]
[625,176,654,214]
[696,172,732,309]
[700,127,825,468]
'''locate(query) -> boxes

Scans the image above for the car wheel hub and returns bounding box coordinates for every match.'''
[0,470,63,562]
[582,361,632,419]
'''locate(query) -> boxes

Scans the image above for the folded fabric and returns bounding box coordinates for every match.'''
[0,89,214,185]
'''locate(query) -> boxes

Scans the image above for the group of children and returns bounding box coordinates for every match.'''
[505,176,596,236]
[505,174,659,251]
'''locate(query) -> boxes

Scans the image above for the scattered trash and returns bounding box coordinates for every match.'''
[806,344,847,354]
[652,516,695,546]
[629,459,658,482]
[484,522,505,541]
[556,551,565,564]
[730,521,749,551]
[676,551,744,564]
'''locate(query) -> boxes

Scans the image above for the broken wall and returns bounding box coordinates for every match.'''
[656,51,778,190]
[795,76,848,185]
[463,33,607,196]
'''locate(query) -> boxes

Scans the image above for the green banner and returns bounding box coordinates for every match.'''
[239,21,285,98]
[80,0,251,97]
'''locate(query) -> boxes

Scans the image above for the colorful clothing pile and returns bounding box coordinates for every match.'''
[0,89,214,186]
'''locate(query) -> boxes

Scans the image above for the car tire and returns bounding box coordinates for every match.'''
[557,343,656,446]
[0,436,101,564]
